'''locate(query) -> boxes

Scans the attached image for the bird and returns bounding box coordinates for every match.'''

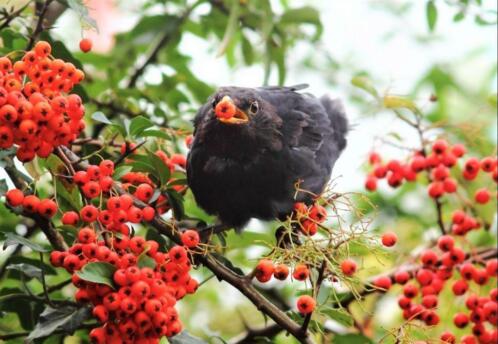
[186,85,348,231]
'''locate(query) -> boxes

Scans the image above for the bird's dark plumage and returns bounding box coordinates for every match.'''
[187,85,348,229]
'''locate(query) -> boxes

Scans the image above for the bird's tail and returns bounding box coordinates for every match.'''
[320,95,349,152]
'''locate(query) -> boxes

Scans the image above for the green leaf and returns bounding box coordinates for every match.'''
[217,0,240,57]
[280,6,323,39]
[113,165,133,180]
[137,254,157,269]
[169,330,208,344]
[3,232,49,252]
[76,262,116,288]
[26,305,90,342]
[351,75,378,97]
[321,307,353,327]
[426,1,438,32]
[453,11,465,22]
[142,129,171,140]
[333,334,374,344]
[6,263,43,281]
[130,116,154,138]
[91,111,112,125]
[147,151,171,186]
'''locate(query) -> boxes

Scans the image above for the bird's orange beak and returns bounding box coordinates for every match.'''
[214,96,249,125]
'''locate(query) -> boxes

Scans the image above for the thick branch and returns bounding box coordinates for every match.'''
[230,323,282,344]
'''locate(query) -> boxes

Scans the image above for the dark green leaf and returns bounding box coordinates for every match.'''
[333,334,374,344]
[3,233,49,252]
[426,1,438,32]
[26,305,90,342]
[113,165,133,180]
[76,262,116,288]
[130,116,154,138]
[6,263,43,281]
[142,129,171,140]
[137,254,156,269]
[147,151,171,186]
[321,307,353,327]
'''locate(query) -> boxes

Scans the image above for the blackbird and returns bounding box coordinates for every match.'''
[187,85,348,230]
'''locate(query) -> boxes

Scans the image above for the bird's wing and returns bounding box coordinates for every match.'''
[257,84,309,92]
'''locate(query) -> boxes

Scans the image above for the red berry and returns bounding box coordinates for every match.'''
[61,211,79,225]
[273,264,289,280]
[34,41,51,57]
[381,231,397,247]
[422,294,438,308]
[427,182,444,198]
[89,327,106,344]
[474,188,490,204]
[22,195,40,213]
[293,264,310,281]
[78,227,96,243]
[364,175,377,191]
[452,279,469,296]
[373,276,392,290]
[454,312,469,328]
[181,230,200,248]
[5,189,24,206]
[421,250,438,266]
[135,183,154,202]
[296,295,316,314]
[432,139,448,154]
[368,152,382,165]
[437,235,454,251]
[92,305,108,323]
[403,283,418,298]
[416,269,433,286]
[37,199,57,218]
[451,144,466,157]
[341,259,357,277]
[79,38,92,53]
[80,205,99,222]
[486,259,498,277]
[309,204,327,222]
[394,270,411,285]
[442,178,457,193]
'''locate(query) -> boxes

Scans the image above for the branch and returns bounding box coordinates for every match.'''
[26,0,54,50]
[0,323,96,340]
[0,2,31,31]
[230,323,283,344]
[126,2,200,88]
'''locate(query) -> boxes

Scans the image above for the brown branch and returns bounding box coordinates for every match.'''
[230,323,283,344]
[59,146,314,344]
[26,0,54,50]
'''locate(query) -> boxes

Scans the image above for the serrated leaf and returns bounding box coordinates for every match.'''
[130,116,154,138]
[3,232,49,252]
[76,262,116,288]
[426,1,438,32]
[169,330,208,344]
[91,111,112,125]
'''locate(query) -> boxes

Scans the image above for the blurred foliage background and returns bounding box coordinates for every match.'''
[0,0,496,343]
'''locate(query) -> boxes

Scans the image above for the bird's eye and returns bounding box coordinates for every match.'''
[249,101,259,115]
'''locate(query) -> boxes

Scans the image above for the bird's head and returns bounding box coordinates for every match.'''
[210,87,265,126]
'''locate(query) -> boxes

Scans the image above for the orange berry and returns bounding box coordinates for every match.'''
[79,38,92,53]
[341,259,357,276]
[296,295,316,314]
[34,41,51,57]
[381,232,397,247]
[292,264,310,281]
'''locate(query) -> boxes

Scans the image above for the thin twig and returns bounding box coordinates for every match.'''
[26,0,54,50]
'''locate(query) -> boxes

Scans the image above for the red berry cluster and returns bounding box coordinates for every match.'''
[49,225,199,343]
[372,236,497,343]
[0,41,85,161]
[293,202,327,235]
[5,188,58,218]
[364,140,497,200]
